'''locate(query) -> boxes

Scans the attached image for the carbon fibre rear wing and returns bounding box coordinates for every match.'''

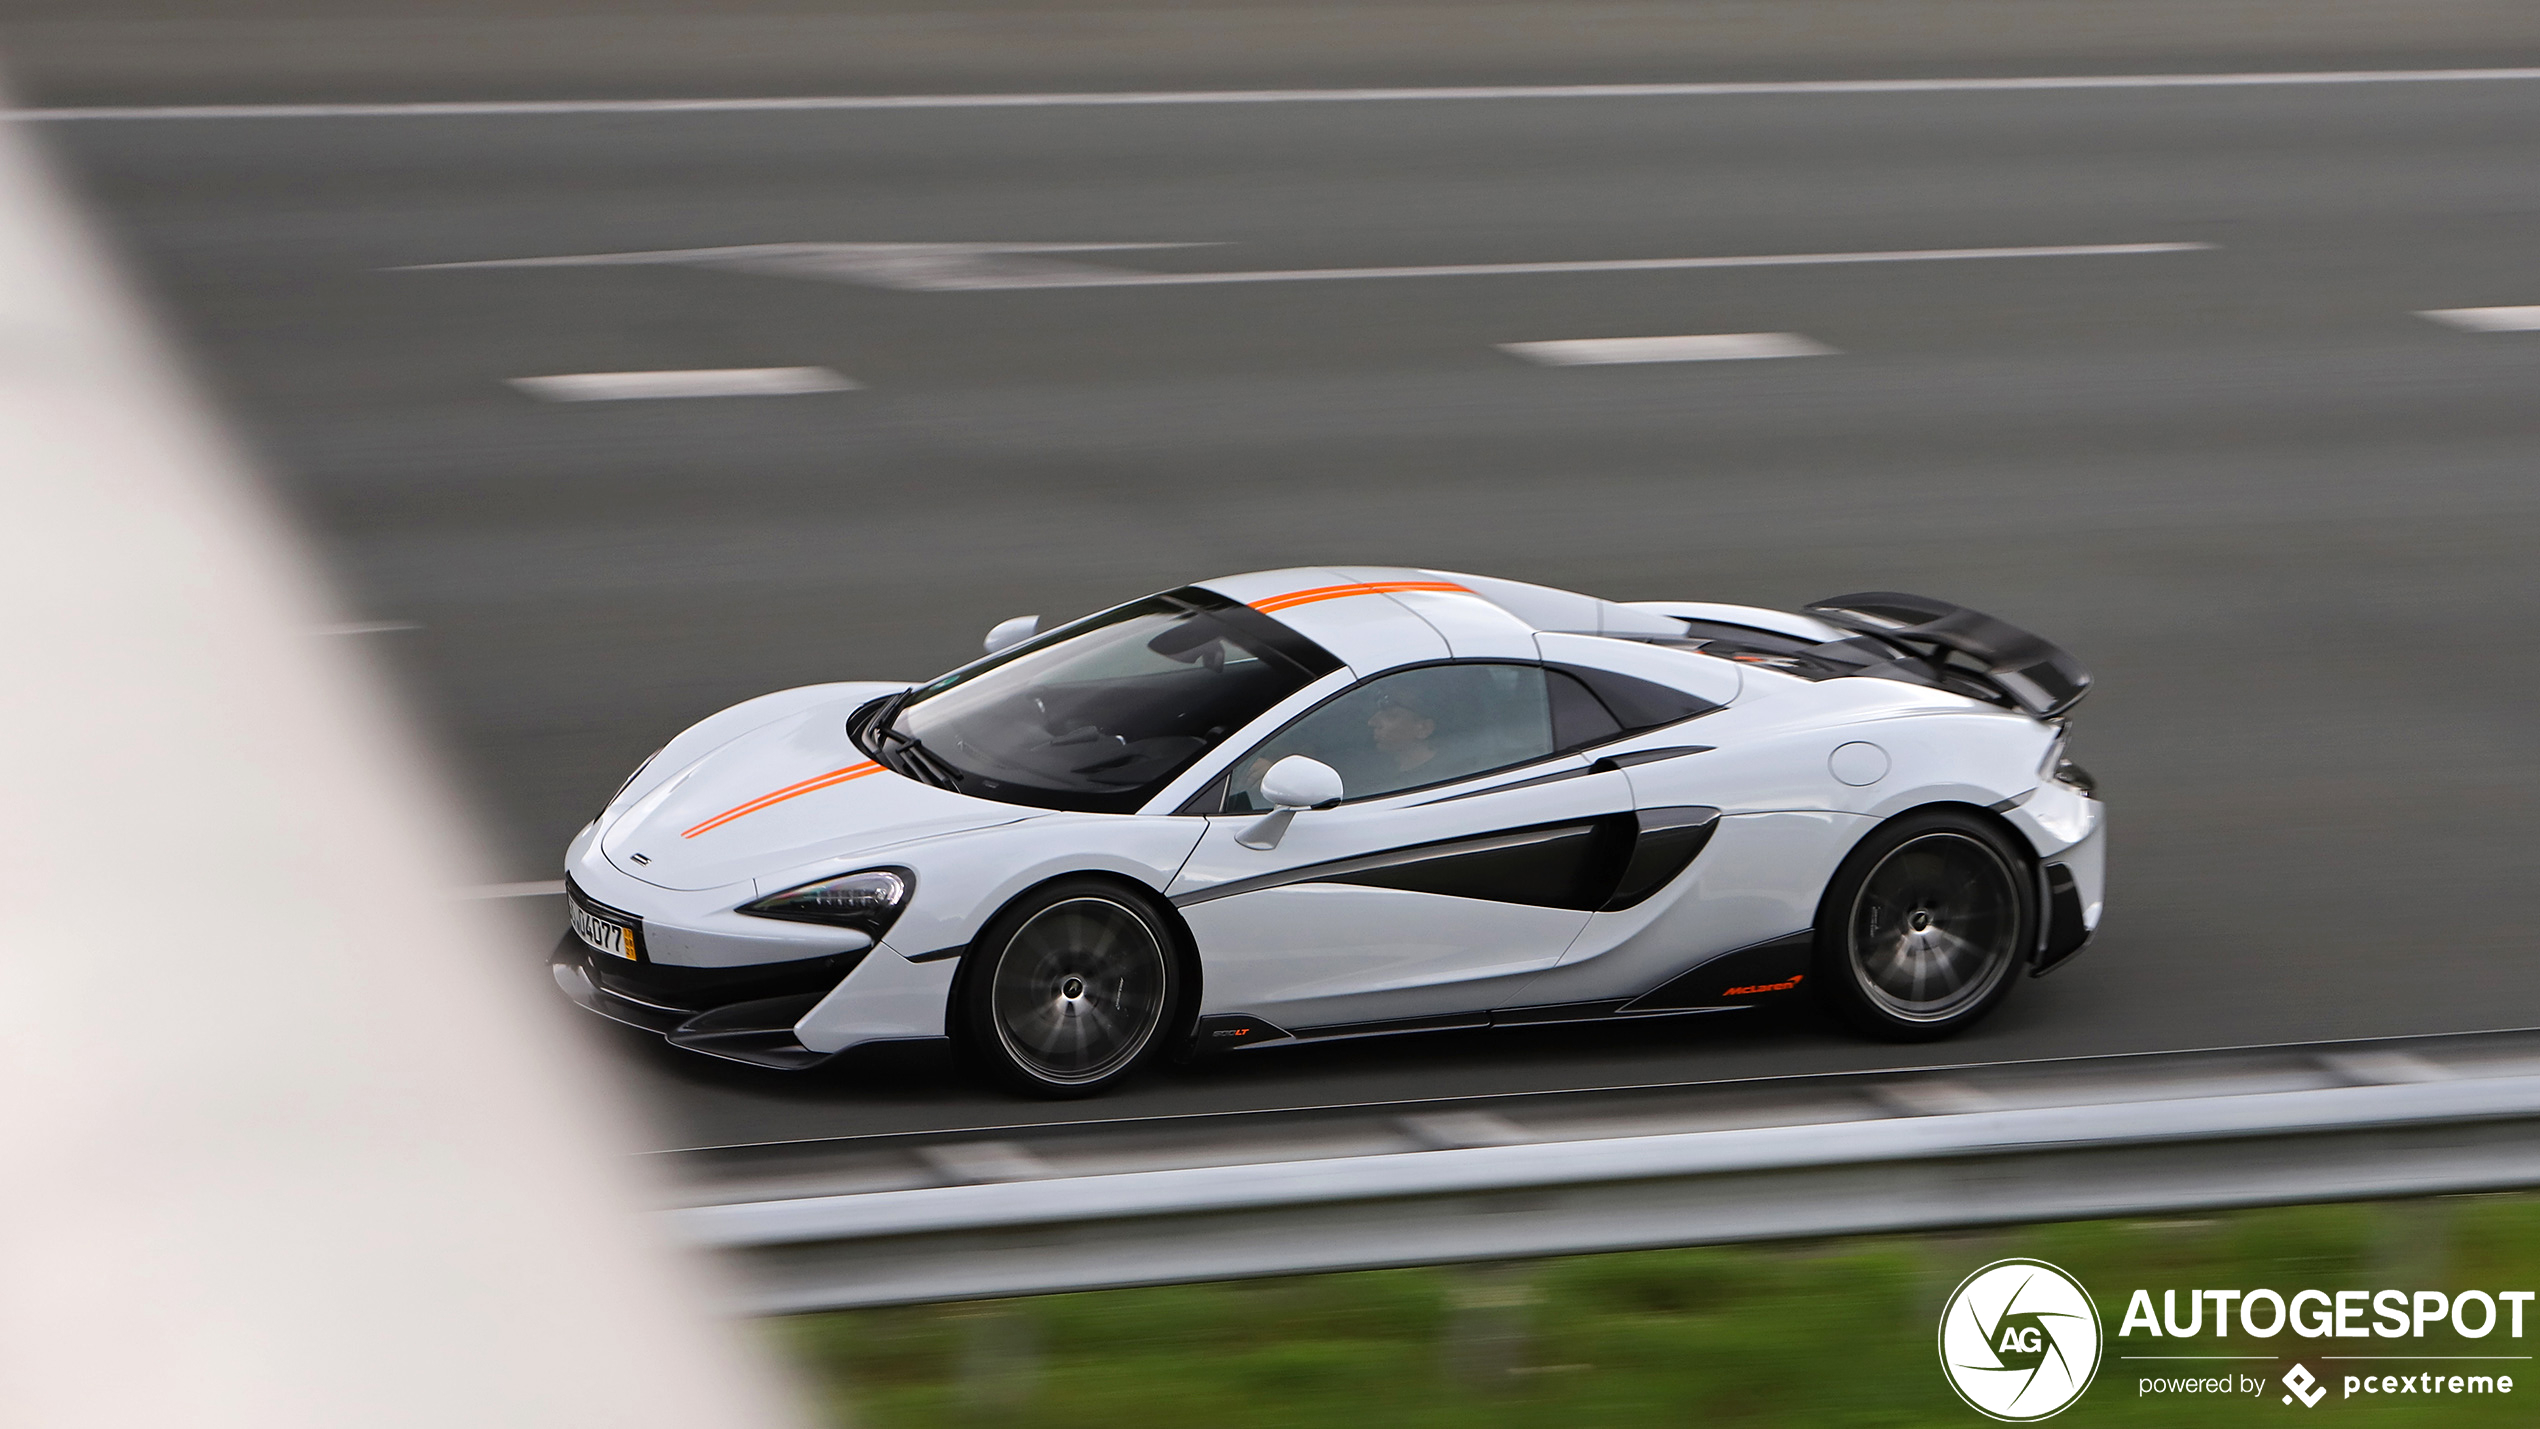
[1803,592,2091,718]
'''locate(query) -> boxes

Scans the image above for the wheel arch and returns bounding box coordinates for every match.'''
[946,868,1204,1042]
[1814,799,2047,958]
[1807,800,2039,1040]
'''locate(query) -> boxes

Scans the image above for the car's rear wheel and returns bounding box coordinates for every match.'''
[957,878,1183,1098]
[1813,810,2032,1041]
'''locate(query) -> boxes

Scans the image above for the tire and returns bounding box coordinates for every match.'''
[955,878,1186,1098]
[1812,809,2034,1042]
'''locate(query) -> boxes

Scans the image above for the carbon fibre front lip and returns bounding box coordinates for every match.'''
[549,943,856,1071]
[551,951,686,1035]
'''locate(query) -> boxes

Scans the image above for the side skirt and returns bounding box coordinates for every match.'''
[1190,931,1816,1054]
[1619,931,1815,1011]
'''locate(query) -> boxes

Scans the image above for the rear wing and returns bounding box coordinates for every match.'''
[1803,592,2091,718]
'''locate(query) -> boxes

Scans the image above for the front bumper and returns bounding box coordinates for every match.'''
[550,937,868,1070]
[556,826,944,1069]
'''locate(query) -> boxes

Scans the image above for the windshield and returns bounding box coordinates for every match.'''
[874,588,1341,813]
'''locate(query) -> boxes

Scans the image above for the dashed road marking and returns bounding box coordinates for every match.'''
[2421,306,2540,333]
[508,367,857,400]
[1502,332,1836,365]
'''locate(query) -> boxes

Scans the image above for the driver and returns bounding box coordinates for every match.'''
[1364,688,1438,775]
[1228,679,1454,809]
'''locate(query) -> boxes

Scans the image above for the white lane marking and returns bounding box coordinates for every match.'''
[410,240,1203,270]
[2421,305,2540,332]
[508,367,856,400]
[1503,332,1836,365]
[411,240,1210,291]
[317,620,423,635]
[451,881,567,900]
[424,241,2209,293]
[17,68,2540,121]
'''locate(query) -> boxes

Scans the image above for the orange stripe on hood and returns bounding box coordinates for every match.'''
[680,760,884,839]
[1251,579,1469,613]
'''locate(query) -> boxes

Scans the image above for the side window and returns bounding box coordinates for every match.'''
[1226,663,1555,811]
[1547,669,1623,751]
[1567,665,1721,732]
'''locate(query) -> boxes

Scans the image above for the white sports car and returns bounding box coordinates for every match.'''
[555,568,2103,1096]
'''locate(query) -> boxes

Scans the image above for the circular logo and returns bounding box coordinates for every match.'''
[1938,1258,2102,1421]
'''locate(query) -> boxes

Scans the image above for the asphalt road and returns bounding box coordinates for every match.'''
[13,3,2540,1149]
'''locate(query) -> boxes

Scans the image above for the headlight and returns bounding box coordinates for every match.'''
[739,868,913,935]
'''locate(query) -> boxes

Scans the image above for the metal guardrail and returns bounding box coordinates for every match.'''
[659,1029,2540,1312]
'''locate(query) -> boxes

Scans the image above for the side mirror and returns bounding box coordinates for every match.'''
[1238,756,1343,850]
[1260,755,1344,810]
[983,615,1039,656]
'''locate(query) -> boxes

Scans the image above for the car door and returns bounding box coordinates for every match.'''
[1167,662,1637,1032]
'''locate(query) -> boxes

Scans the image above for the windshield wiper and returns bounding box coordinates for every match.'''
[866,688,916,744]
[859,697,964,793]
[871,732,957,792]
[849,689,909,760]
[893,737,965,792]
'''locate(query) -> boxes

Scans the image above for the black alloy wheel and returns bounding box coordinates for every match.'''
[1813,810,2033,1041]
[959,878,1183,1097]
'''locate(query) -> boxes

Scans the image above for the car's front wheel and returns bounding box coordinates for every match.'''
[1812,809,2033,1041]
[956,878,1184,1098]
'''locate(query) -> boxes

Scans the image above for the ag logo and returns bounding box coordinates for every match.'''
[1939,1259,2103,1420]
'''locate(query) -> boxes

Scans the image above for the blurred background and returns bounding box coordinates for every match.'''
[6,2,2537,1422]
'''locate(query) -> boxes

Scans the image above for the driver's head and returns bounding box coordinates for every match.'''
[1367,690,1437,769]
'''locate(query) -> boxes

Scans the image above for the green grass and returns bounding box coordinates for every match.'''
[776,1192,2540,1427]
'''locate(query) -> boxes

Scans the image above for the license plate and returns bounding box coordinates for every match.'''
[570,894,641,960]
